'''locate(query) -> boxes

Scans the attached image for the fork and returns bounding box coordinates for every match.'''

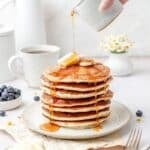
[125,127,142,150]
[86,128,142,150]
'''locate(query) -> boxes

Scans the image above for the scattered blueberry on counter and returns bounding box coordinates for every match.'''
[0,110,6,117]
[0,85,21,101]
[33,95,40,102]
[136,110,143,117]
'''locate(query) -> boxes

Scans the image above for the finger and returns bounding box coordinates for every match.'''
[119,0,128,4]
[99,0,115,11]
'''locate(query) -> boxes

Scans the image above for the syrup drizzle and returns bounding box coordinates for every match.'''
[50,82,56,121]
[70,9,76,52]
[40,123,60,132]
[93,124,103,131]
[93,82,102,131]
[41,82,60,132]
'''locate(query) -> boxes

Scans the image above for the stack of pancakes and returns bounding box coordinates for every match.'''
[41,58,113,129]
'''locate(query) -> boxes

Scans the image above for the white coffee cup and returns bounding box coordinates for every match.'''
[8,45,60,88]
[74,0,123,31]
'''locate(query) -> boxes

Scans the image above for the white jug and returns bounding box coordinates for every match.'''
[0,24,15,82]
[74,0,123,31]
[15,0,46,52]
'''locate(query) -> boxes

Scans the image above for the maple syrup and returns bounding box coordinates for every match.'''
[53,97,58,104]
[70,9,76,52]
[48,83,57,130]
[40,123,60,132]
[93,82,102,132]
[93,124,103,132]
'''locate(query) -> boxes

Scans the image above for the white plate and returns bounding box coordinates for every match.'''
[22,101,131,140]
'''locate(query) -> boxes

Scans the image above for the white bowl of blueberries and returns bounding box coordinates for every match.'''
[0,85,21,111]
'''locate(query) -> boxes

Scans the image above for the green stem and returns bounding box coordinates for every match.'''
[110,51,127,54]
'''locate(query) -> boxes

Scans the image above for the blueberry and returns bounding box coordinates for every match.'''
[7,86,15,93]
[136,110,143,117]
[14,88,21,95]
[7,93,15,100]
[9,93,15,97]
[0,97,7,102]
[2,89,8,95]
[0,97,3,101]
[7,96,14,100]
[1,92,8,101]
[1,85,7,91]
[0,89,2,96]
[15,94,20,99]
[34,96,40,101]
[0,111,6,117]
[3,88,8,94]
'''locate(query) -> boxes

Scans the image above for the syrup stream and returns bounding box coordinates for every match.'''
[70,10,76,52]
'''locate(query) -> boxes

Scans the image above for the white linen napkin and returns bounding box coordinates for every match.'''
[0,117,124,150]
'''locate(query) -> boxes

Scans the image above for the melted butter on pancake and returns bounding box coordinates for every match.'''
[58,52,80,67]
[79,57,96,67]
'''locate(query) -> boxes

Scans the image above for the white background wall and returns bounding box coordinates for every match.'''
[0,0,150,56]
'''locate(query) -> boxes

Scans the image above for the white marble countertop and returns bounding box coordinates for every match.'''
[0,57,150,150]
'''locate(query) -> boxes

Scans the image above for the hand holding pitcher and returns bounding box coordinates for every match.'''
[73,0,127,31]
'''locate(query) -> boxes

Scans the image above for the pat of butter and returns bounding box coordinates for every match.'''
[58,52,79,67]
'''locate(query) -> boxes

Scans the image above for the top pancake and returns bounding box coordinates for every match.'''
[42,63,110,83]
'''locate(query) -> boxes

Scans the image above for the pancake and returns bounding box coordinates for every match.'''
[41,76,111,92]
[42,100,110,113]
[42,108,110,121]
[41,90,113,107]
[41,86,109,99]
[40,56,113,129]
[43,114,109,129]
[43,63,110,83]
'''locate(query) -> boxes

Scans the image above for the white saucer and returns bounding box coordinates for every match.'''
[22,101,131,140]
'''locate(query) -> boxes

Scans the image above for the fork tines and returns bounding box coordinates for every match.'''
[126,127,142,150]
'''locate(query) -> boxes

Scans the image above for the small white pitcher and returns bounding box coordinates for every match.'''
[105,53,133,76]
[73,0,123,31]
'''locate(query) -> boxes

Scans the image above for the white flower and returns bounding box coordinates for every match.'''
[100,34,132,53]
